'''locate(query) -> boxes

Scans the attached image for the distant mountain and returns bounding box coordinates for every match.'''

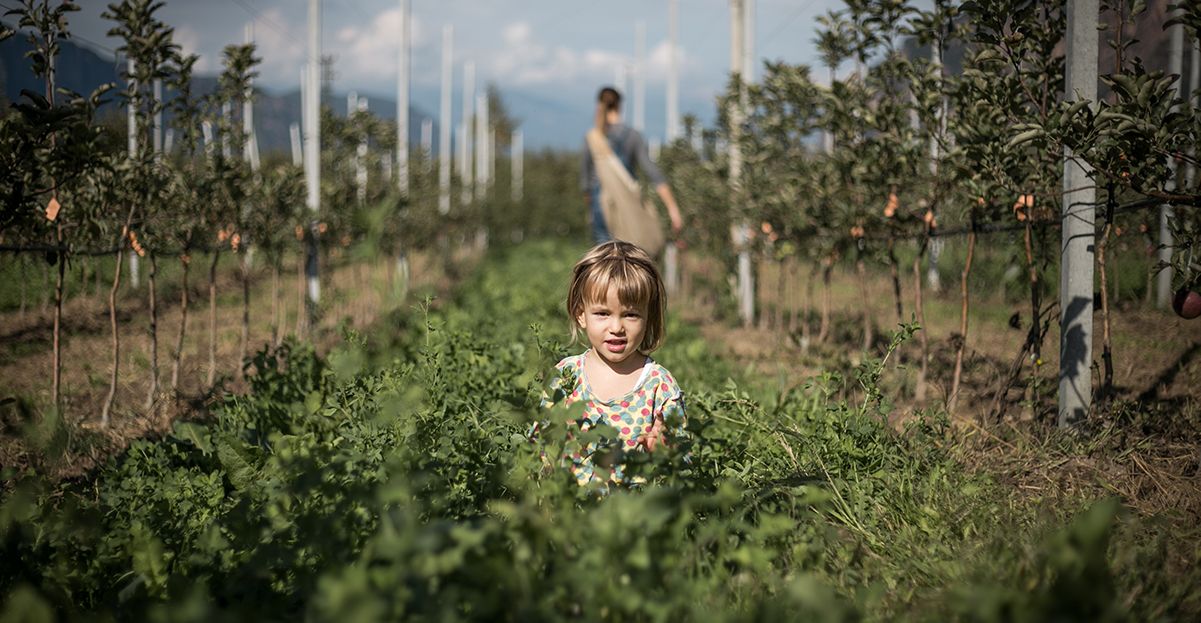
[1,26,437,155]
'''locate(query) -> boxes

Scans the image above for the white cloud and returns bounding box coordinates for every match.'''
[327,6,430,87]
[482,20,664,89]
[173,25,210,72]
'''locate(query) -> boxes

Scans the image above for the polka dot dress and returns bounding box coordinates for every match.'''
[535,351,686,487]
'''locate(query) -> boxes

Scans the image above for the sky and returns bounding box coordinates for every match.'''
[65,0,862,147]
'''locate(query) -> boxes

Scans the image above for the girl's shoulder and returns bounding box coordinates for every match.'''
[554,352,587,375]
[551,353,588,390]
[641,360,682,397]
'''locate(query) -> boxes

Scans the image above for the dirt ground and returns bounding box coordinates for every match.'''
[674,251,1201,520]
[0,249,463,478]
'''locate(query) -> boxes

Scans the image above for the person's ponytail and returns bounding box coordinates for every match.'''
[595,87,622,133]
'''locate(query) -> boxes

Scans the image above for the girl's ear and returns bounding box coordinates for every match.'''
[575,311,587,329]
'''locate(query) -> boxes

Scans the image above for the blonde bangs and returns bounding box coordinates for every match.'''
[566,241,667,352]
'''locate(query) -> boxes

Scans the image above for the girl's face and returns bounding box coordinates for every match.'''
[577,284,648,368]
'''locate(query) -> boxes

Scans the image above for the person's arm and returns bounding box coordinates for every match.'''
[655,183,684,234]
[632,131,683,234]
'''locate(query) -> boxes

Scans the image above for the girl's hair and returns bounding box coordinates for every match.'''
[595,86,622,132]
[567,240,667,353]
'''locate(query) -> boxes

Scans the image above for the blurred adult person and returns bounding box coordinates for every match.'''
[582,87,683,248]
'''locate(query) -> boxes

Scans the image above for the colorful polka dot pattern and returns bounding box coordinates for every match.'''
[538,352,686,487]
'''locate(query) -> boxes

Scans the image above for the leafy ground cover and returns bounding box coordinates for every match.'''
[2,240,1198,621]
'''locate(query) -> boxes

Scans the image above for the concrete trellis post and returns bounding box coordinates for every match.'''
[511,129,523,202]
[461,60,475,206]
[304,0,322,312]
[127,57,140,289]
[421,118,433,168]
[439,25,453,215]
[729,0,754,327]
[667,0,680,142]
[290,122,302,167]
[634,20,646,132]
[243,23,259,172]
[153,78,162,159]
[356,97,369,206]
[1058,0,1098,426]
[397,0,410,196]
[476,93,489,200]
[1157,10,1185,308]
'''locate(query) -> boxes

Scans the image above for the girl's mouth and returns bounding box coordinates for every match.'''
[603,338,627,353]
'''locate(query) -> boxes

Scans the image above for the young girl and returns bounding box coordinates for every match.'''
[534,240,686,487]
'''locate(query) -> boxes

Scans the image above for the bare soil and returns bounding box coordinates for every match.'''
[674,250,1201,520]
[0,248,468,479]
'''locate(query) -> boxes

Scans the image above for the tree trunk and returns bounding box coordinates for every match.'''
[802,262,816,354]
[818,257,832,343]
[1098,221,1115,404]
[271,262,281,347]
[101,224,133,427]
[987,220,1046,421]
[888,238,903,324]
[912,239,929,403]
[207,250,221,387]
[857,253,872,352]
[949,228,976,413]
[170,254,190,392]
[1024,221,1043,363]
[787,259,799,334]
[296,249,307,335]
[19,257,28,316]
[238,251,250,381]
[144,253,159,410]
[51,223,65,409]
[775,257,786,331]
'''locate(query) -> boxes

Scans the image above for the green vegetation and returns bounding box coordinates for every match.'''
[3,241,1196,621]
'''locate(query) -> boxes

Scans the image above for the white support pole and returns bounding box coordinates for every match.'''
[305,0,322,309]
[127,57,140,289]
[743,0,755,83]
[290,122,303,167]
[163,128,174,154]
[357,97,369,206]
[456,122,467,200]
[666,0,680,142]
[153,78,162,158]
[738,0,754,326]
[421,117,433,170]
[244,23,259,172]
[221,101,233,159]
[488,117,495,191]
[634,20,646,132]
[439,25,453,215]
[730,0,752,327]
[461,60,475,206]
[1058,0,1098,426]
[511,129,523,202]
[397,0,410,196]
[927,32,947,293]
[476,93,488,200]
[1158,9,1185,309]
